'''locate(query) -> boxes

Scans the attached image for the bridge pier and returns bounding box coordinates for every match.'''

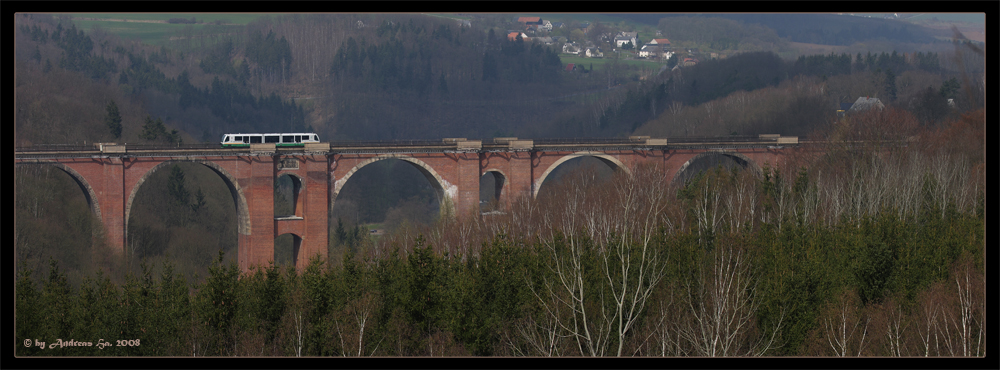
[243,154,275,271]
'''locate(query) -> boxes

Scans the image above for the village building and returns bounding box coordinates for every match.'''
[615,31,639,48]
[639,45,673,60]
[585,47,604,58]
[837,97,885,117]
[647,38,671,47]
[562,42,581,55]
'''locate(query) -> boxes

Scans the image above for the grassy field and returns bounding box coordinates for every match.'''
[852,13,985,24]
[57,13,266,46]
[60,13,265,24]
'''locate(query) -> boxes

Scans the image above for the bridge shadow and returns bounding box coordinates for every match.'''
[331,158,442,247]
[536,156,619,202]
[15,165,105,284]
[672,152,761,186]
[127,162,239,279]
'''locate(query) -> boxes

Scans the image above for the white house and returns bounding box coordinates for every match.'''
[585,47,604,58]
[615,31,638,48]
[563,42,581,55]
[638,44,673,60]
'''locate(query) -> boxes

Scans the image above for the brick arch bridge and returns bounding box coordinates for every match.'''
[15,135,809,273]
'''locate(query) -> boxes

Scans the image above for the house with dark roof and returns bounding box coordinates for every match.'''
[849,97,884,112]
[615,31,639,48]
[838,97,884,117]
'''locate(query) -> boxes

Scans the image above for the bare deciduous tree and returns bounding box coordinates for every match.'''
[334,291,381,356]
[821,289,870,357]
[528,164,672,356]
[679,241,782,356]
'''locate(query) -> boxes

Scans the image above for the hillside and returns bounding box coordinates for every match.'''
[15,12,985,282]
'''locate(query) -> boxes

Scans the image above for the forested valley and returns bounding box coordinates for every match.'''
[16,106,984,357]
[14,12,985,357]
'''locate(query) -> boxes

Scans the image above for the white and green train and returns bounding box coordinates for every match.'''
[221,133,320,148]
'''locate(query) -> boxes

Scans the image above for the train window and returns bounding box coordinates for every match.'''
[250,136,262,143]
[265,135,279,143]
[295,135,302,142]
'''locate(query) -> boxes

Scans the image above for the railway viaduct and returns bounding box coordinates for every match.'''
[15,135,808,273]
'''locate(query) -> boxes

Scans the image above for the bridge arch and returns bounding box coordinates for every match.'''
[333,154,454,217]
[533,152,631,199]
[16,161,102,222]
[671,151,763,185]
[125,159,251,242]
[480,168,507,211]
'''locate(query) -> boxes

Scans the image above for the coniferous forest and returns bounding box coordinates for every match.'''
[14,12,985,358]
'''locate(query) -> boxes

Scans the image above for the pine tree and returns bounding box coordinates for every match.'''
[883,69,897,102]
[105,100,123,139]
[167,165,190,206]
[140,115,161,141]
[335,218,347,245]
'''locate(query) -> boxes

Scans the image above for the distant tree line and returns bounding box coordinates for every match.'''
[481,34,563,84]
[45,22,118,80]
[15,15,308,144]
[177,74,307,132]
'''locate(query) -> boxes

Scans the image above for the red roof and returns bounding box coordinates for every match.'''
[653,38,671,45]
[508,32,520,41]
[565,63,575,71]
[518,17,541,23]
